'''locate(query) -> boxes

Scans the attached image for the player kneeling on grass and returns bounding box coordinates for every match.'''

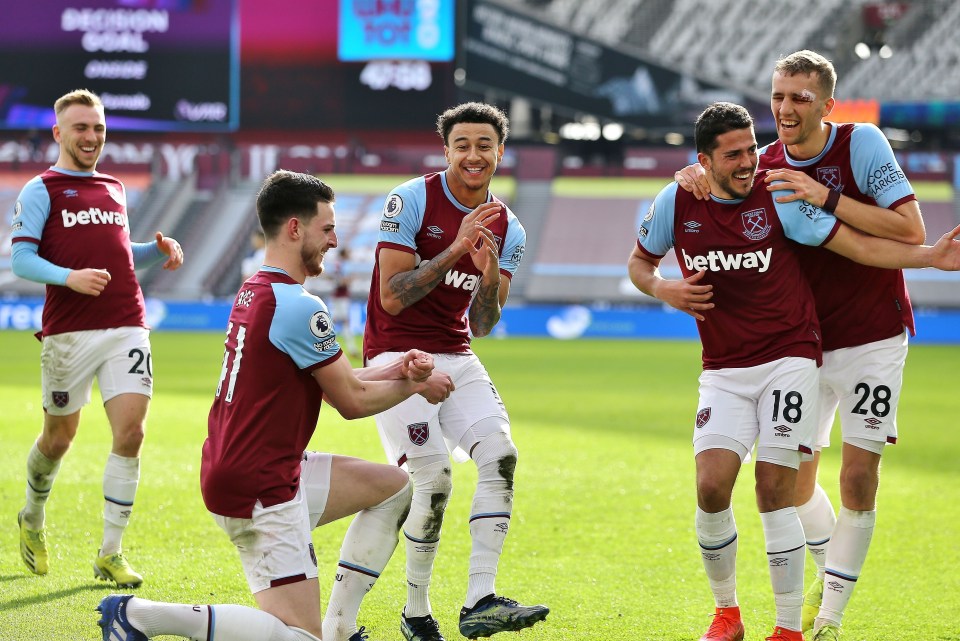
[628,102,960,641]
[96,171,455,641]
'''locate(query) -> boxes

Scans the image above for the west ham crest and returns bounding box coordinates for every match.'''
[696,407,711,429]
[816,166,843,192]
[741,208,772,241]
[407,422,429,446]
[52,391,69,408]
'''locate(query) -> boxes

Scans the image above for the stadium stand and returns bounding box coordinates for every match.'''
[520,0,960,106]
[145,180,260,299]
[840,0,960,101]
[522,0,866,98]
[528,0,648,46]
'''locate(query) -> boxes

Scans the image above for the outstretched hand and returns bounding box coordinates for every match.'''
[156,232,184,270]
[654,269,715,321]
[931,224,960,271]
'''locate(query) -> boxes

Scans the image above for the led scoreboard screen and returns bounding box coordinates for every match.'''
[0,0,238,132]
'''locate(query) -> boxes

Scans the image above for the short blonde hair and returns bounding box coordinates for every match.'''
[774,50,837,99]
[54,89,103,116]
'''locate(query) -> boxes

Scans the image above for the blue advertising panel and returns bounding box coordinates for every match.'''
[338,0,454,61]
[3,298,959,345]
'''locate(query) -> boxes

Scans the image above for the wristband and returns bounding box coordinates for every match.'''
[822,189,841,213]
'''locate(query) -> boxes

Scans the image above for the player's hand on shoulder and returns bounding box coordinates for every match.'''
[675,163,710,200]
[764,169,828,206]
[156,231,184,270]
[417,370,455,404]
[66,268,111,296]
[401,349,435,382]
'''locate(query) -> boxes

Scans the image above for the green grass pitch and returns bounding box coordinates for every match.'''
[1,331,958,640]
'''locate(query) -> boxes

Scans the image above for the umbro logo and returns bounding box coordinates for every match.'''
[773,425,791,437]
[769,557,788,567]
[684,220,702,232]
[826,580,845,592]
[864,417,882,429]
[426,225,444,239]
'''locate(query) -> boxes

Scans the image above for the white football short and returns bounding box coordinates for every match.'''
[40,327,153,416]
[212,486,318,594]
[369,351,509,465]
[813,330,907,451]
[300,450,333,528]
[693,356,819,468]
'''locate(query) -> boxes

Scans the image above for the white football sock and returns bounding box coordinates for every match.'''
[466,432,518,608]
[323,480,412,641]
[817,507,876,627]
[102,453,140,555]
[23,442,61,529]
[402,456,452,617]
[796,483,835,579]
[696,507,739,608]
[760,506,806,631]
[127,598,318,641]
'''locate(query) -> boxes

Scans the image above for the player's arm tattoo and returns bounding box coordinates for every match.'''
[387,246,460,309]
[468,275,501,337]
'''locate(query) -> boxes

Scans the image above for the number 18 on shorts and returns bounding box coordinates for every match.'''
[694,356,819,464]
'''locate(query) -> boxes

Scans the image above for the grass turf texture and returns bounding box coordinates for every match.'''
[1,331,958,640]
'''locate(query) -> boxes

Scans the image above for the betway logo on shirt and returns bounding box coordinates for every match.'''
[681,247,772,273]
[61,208,129,230]
[444,269,480,291]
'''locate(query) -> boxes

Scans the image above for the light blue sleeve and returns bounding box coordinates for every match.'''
[850,123,915,208]
[378,177,427,249]
[771,181,841,246]
[10,177,70,285]
[499,208,525,276]
[269,283,342,369]
[636,182,678,257]
[131,241,164,268]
